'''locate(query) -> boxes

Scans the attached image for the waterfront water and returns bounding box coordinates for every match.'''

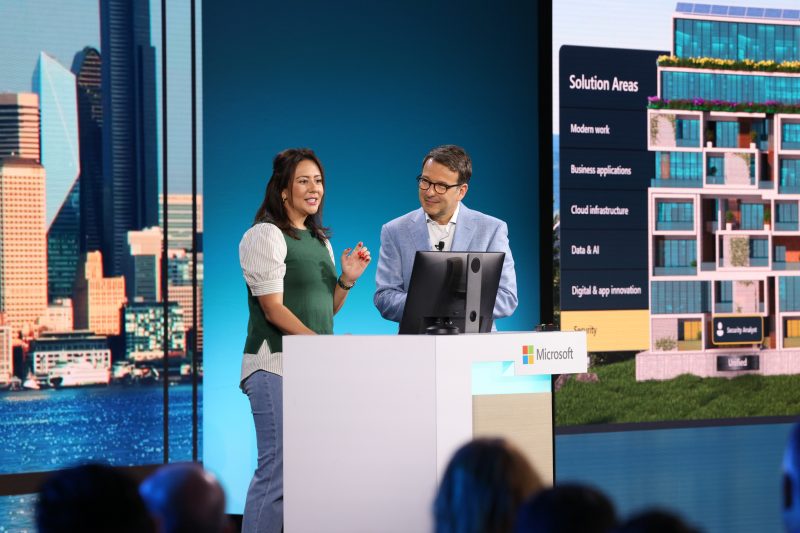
[0,495,35,532]
[0,383,200,474]
[0,383,202,531]
[0,383,201,473]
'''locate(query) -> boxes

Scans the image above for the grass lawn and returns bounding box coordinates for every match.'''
[555,358,800,426]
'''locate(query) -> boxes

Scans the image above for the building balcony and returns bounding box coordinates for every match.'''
[648,110,702,150]
[700,261,717,272]
[653,266,697,276]
[719,234,770,269]
[715,301,764,314]
[704,150,758,189]
[655,220,694,231]
[720,256,769,268]
[779,184,800,194]
[715,302,732,313]
[775,221,799,231]
[774,261,800,271]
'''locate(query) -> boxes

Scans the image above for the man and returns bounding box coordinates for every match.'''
[140,462,233,533]
[36,463,156,533]
[374,144,517,324]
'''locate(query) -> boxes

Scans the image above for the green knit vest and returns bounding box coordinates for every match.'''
[244,229,336,354]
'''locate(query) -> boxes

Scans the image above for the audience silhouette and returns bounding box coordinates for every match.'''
[614,509,700,533]
[434,437,543,533]
[140,462,233,533]
[36,463,156,533]
[514,483,617,533]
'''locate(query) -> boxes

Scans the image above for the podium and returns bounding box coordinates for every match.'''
[283,331,587,533]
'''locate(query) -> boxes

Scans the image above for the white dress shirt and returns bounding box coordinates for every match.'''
[425,202,460,251]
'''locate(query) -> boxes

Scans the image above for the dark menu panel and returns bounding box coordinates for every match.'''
[559,46,664,312]
[560,190,647,230]
[560,230,648,271]
[561,269,649,311]
[560,149,653,191]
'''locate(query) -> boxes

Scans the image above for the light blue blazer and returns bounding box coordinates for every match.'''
[373,203,518,323]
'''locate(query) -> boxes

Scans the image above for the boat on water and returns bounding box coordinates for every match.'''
[23,372,41,390]
[48,361,110,388]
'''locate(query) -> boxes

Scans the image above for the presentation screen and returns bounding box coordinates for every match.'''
[554,0,800,427]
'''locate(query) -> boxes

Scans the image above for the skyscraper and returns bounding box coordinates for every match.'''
[127,226,162,303]
[73,251,126,336]
[46,182,80,300]
[0,158,47,334]
[34,52,80,229]
[0,326,12,385]
[100,0,159,277]
[167,249,203,349]
[0,93,40,160]
[159,194,203,252]
[123,301,185,361]
[34,52,81,302]
[73,47,104,254]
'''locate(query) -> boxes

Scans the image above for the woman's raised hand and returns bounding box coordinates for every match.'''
[341,242,371,284]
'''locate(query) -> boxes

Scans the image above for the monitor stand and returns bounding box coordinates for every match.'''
[426,318,460,335]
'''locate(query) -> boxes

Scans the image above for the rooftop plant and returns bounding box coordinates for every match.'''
[658,55,800,73]
[648,97,800,114]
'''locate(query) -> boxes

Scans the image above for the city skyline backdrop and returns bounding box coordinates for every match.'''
[0,0,200,195]
[0,0,203,386]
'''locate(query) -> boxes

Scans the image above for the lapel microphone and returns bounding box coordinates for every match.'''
[436,241,445,251]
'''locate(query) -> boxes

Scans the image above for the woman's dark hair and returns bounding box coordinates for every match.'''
[434,438,543,533]
[253,147,330,242]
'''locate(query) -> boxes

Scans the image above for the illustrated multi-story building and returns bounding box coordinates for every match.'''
[35,52,82,302]
[640,3,800,379]
[73,251,127,336]
[0,157,47,335]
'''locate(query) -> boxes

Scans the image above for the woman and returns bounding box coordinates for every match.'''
[238,148,370,533]
[434,438,543,533]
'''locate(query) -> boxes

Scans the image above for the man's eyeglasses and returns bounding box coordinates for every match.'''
[417,175,462,194]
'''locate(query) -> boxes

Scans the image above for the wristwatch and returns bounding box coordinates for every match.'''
[337,275,355,290]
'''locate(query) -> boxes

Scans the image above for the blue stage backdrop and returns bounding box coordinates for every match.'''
[203,0,541,512]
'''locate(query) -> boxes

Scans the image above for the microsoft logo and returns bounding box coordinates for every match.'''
[522,345,534,365]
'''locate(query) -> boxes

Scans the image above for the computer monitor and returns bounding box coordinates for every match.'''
[399,251,505,335]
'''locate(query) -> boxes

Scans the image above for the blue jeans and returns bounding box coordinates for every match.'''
[242,370,283,533]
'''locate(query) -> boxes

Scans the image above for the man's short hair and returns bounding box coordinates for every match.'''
[423,145,472,185]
